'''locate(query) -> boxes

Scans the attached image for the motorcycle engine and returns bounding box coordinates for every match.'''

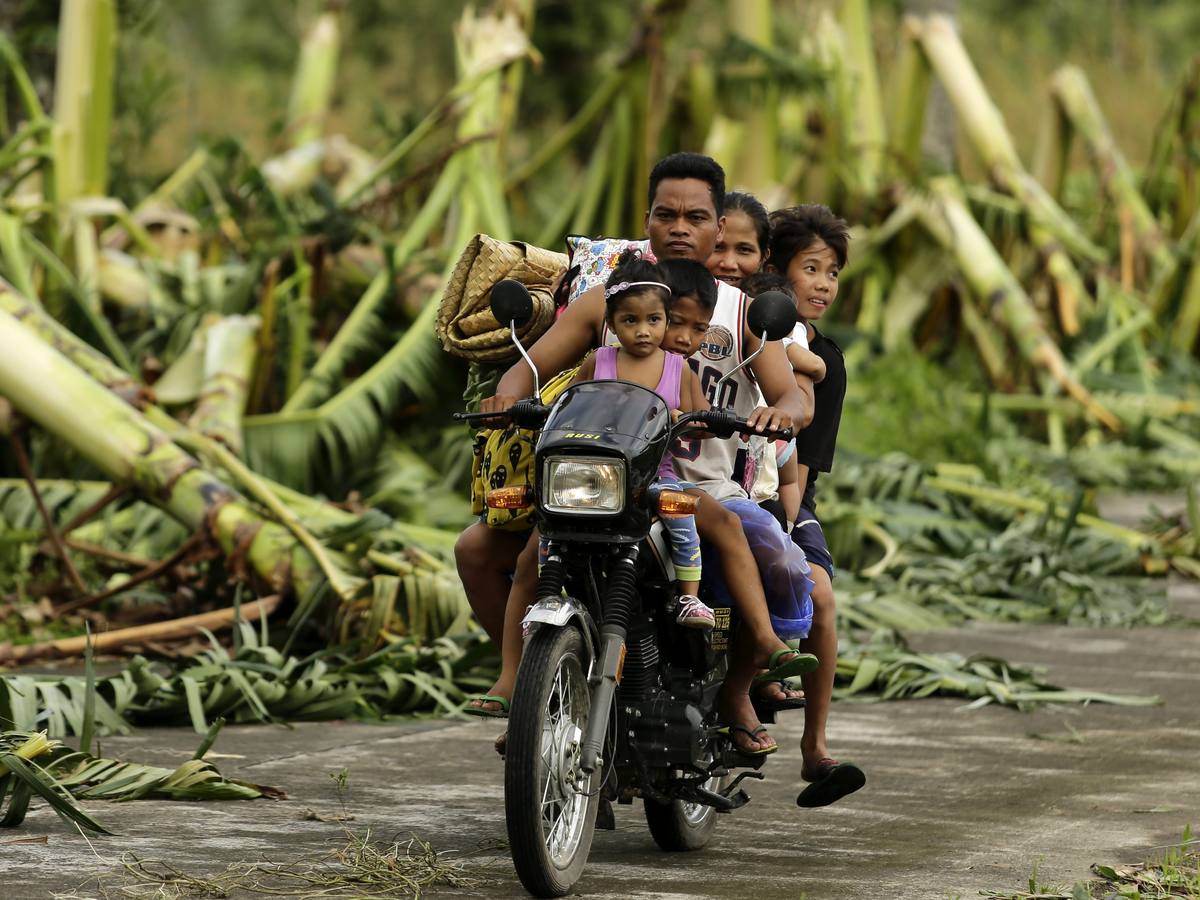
[618,619,659,700]
[625,696,711,767]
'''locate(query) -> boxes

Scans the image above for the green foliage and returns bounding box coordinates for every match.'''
[0,621,498,738]
[362,440,474,530]
[819,452,1172,642]
[836,631,1159,710]
[839,348,1200,493]
[244,298,456,492]
[840,348,1005,464]
[107,0,178,199]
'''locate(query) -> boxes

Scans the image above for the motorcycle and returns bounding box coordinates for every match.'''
[455,280,800,897]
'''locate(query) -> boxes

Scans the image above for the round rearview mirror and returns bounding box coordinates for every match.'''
[746,290,797,342]
[491,279,534,327]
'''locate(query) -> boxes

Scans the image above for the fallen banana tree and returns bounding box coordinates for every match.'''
[909,178,1120,430]
[0,283,472,653]
[0,301,332,601]
[0,2,1196,751]
[836,631,1159,711]
[1,620,498,737]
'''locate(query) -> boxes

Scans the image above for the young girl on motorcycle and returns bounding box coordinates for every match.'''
[566,250,716,629]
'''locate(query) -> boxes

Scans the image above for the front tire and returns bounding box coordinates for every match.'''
[643,782,720,851]
[505,626,599,897]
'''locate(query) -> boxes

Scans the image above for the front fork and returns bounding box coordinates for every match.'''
[525,543,641,777]
[578,545,639,775]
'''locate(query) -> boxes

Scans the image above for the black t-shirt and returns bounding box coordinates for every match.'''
[796,327,846,513]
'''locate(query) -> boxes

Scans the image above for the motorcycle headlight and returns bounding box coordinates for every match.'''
[543,456,625,515]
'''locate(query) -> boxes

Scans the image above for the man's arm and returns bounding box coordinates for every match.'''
[568,354,597,387]
[481,286,606,414]
[743,328,814,431]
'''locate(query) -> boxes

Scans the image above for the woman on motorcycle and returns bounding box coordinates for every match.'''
[706,192,826,387]
[706,191,769,289]
[706,196,825,719]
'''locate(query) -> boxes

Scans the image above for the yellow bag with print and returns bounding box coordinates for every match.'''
[469,364,581,531]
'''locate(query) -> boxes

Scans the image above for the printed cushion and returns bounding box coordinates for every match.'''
[564,236,653,304]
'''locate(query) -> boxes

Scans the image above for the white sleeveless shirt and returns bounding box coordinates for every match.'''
[604,280,756,502]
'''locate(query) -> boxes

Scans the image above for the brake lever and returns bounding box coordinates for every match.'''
[452,410,508,423]
[760,426,794,442]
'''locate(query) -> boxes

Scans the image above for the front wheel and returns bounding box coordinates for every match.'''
[505,626,599,898]
[643,776,721,851]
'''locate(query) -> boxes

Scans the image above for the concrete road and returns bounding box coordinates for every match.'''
[7,595,1200,900]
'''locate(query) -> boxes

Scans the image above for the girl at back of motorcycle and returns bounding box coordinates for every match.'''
[767,203,865,807]
[566,250,716,629]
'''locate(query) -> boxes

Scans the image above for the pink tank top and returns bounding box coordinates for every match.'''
[593,346,683,480]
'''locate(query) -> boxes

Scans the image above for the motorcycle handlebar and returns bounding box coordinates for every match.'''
[452,399,550,429]
[456,402,792,441]
[676,409,794,442]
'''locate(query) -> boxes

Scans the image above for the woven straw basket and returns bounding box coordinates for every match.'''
[436,234,567,363]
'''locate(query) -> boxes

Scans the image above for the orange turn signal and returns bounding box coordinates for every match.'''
[657,489,697,517]
[486,486,533,509]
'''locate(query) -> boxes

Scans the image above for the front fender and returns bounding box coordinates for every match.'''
[522,595,598,662]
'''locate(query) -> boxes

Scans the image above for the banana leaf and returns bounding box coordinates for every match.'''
[1,729,277,833]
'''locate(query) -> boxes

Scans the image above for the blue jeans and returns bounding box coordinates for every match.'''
[655,477,701,583]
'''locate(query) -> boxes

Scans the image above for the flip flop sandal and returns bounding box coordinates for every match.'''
[751,648,819,687]
[751,680,807,717]
[495,731,507,759]
[722,723,778,757]
[796,759,865,808]
[463,694,510,718]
